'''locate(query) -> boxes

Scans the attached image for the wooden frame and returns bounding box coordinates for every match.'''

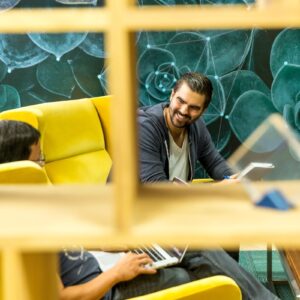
[0,1,299,298]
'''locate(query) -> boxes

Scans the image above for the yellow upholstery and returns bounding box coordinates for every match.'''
[0,161,49,184]
[0,96,112,184]
[91,95,112,156]
[128,275,241,300]
[192,178,214,184]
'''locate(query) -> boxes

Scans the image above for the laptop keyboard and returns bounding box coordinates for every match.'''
[131,244,181,268]
[132,246,166,262]
[89,244,187,271]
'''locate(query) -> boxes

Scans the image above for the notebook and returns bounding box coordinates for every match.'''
[89,244,188,271]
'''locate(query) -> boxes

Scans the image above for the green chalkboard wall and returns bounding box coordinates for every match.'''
[0,1,299,177]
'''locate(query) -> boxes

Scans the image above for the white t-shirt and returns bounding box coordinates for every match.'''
[168,132,189,182]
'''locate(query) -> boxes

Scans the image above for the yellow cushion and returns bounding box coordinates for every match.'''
[0,110,39,129]
[192,178,214,184]
[45,150,111,184]
[31,99,106,162]
[0,161,49,184]
[92,95,112,156]
[128,275,241,300]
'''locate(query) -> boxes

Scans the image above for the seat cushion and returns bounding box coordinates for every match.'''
[0,161,49,184]
[45,150,111,184]
[32,99,106,162]
[32,99,111,183]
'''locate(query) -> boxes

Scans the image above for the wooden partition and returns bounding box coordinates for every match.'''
[0,1,299,298]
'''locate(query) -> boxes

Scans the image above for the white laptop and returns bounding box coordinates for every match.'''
[237,162,275,180]
[89,244,188,271]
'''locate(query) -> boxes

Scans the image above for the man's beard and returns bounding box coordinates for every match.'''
[170,109,192,128]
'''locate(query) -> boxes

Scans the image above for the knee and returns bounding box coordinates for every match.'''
[168,268,191,285]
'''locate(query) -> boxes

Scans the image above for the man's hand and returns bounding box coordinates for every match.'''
[228,173,239,179]
[111,252,157,282]
[217,173,240,185]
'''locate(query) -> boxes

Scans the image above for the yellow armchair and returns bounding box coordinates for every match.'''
[128,275,241,300]
[0,96,112,184]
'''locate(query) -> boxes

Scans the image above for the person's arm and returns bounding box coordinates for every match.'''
[197,122,233,180]
[59,253,156,300]
[215,173,240,185]
[139,118,169,182]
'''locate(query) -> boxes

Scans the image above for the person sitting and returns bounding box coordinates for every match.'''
[0,119,44,165]
[138,72,240,261]
[0,119,279,300]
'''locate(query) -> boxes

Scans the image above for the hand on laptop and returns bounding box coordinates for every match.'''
[217,173,240,185]
[110,252,156,282]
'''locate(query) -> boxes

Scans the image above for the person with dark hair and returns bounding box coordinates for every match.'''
[138,72,240,261]
[0,120,44,165]
[138,72,232,183]
[173,72,213,109]
[0,120,279,300]
[58,247,280,300]
[0,120,157,299]
[136,72,280,300]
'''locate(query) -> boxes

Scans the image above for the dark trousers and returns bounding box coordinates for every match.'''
[226,249,240,262]
[112,249,279,300]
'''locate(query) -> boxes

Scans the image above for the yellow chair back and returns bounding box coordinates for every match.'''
[0,96,112,184]
[0,161,49,184]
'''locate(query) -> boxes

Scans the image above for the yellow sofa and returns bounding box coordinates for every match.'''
[0,96,112,184]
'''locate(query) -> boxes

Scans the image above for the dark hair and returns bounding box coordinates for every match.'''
[0,120,40,163]
[173,72,213,109]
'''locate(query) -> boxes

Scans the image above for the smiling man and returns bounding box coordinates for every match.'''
[138,72,233,183]
[136,73,281,300]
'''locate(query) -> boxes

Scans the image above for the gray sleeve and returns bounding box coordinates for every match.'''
[138,119,169,183]
[197,124,233,180]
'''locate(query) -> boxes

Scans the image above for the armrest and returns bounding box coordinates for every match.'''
[192,178,214,184]
[0,161,49,184]
[128,275,241,300]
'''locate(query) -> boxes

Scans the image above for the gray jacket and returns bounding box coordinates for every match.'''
[138,103,232,182]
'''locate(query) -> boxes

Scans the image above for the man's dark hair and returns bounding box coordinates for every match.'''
[173,72,213,109]
[0,120,40,163]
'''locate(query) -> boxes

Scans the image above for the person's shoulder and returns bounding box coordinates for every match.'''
[192,117,207,131]
[138,103,166,124]
[138,103,166,115]
[190,117,211,143]
[138,104,169,141]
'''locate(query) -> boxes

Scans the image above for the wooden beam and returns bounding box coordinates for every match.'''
[106,1,139,233]
[1,250,57,300]
[0,8,109,33]
[0,183,298,248]
[0,3,299,34]
[124,4,300,30]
